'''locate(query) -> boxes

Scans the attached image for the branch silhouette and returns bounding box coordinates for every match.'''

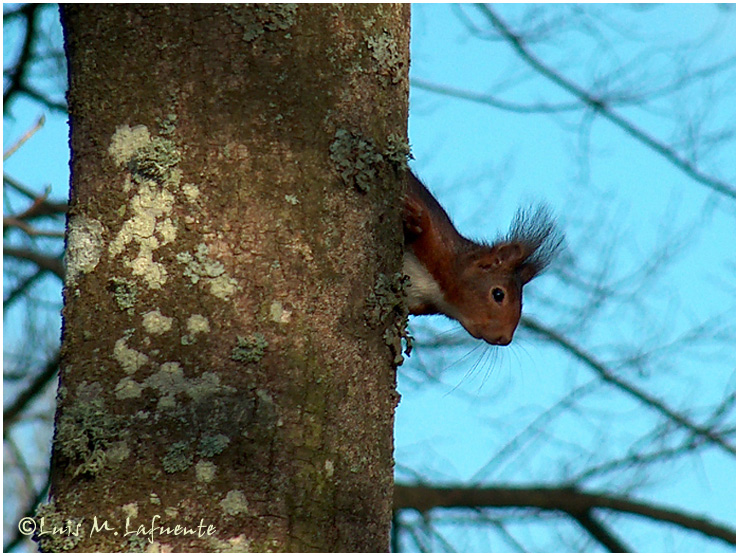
[395,483,736,547]
[522,316,736,456]
[458,4,736,199]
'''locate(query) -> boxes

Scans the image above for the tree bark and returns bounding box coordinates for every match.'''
[43,5,408,552]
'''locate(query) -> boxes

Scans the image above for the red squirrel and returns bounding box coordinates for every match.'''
[403,171,563,346]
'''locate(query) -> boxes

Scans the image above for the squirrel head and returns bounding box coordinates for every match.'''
[449,206,563,346]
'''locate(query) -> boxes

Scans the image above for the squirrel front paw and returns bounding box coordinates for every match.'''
[403,195,425,236]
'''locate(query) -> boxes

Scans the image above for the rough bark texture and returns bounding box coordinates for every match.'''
[43,5,409,552]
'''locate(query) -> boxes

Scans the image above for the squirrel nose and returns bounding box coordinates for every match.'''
[490,335,512,346]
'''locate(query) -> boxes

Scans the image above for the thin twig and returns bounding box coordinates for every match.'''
[474,4,735,199]
[522,316,736,455]
[3,115,45,160]
[412,77,581,114]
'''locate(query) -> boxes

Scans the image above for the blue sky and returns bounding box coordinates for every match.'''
[3,4,735,552]
[397,3,734,551]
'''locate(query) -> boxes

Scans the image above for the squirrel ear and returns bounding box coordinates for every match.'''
[496,243,526,265]
[479,243,526,270]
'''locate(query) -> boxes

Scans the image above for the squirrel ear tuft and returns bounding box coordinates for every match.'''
[506,205,564,283]
[518,261,540,284]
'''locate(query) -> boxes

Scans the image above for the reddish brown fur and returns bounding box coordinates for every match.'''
[403,171,562,346]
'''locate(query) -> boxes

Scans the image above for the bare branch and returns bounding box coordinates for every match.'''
[14,83,68,113]
[3,115,45,160]
[2,472,50,553]
[4,173,41,199]
[522,316,736,455]
[570,510,632,553]
[4,246,65,280]
[474,4,736,199]
[4,269,45,309]
[570,434,715,483]
[3,174,68,215]
[412,77,581,114]
[3,4,41,110]
[3,351,60,433]
[4,217,65,238]
[394,483,736,546]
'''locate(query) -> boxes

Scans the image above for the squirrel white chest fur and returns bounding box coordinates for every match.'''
[403,250,449,314]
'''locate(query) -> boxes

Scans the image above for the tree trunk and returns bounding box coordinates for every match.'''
[41,5,409,552]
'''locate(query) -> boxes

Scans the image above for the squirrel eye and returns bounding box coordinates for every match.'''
[492,287,505,303]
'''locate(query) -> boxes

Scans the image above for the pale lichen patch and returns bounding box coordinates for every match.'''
[131,185,176,217]
[114,377,143,399]
[105,441,131,464]
[177,243,238,300]
[114,338,149,375]
[128,251,168,290]
[122,502,139,521]
[187,314,210,334]
[109,277,138,311]
[144,365,236,409]
[366,29,405,86]
[367,272,412,365]
[65,216,105,287]
[157,396,177,411]
[269,300,291,324]
[220,490,249,516]
[145,363,184,409]
[329,128,383,193]
[142,309,173,335]
[209,275,238,299]
[33,500,83,552]
[158,217,177,244]
[186,372,235,402]
[54,382,128,478]
[324,459,335,477]
[108,124,151,167]
[128,138,181,184]
[195,460,216,483]
[229,4,297,42]
[108,184,176,290]
[108,124,182,291]
[182,183,200,202]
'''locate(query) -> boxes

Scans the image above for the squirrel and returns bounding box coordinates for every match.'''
[403,171,563,346]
